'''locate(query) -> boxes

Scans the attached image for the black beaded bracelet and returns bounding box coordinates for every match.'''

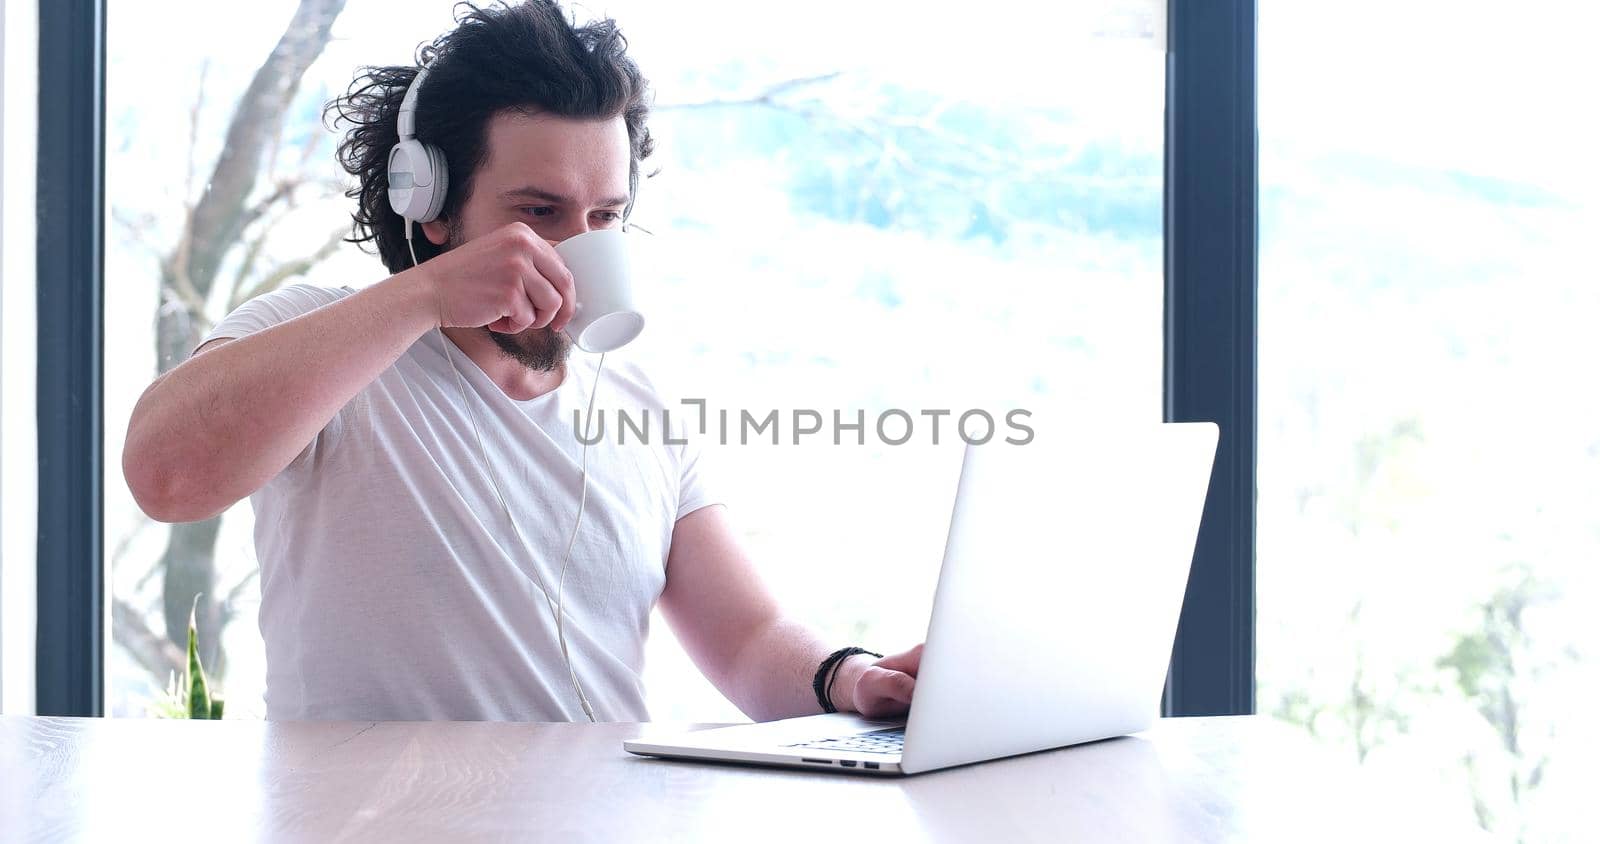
[812,646,882,713]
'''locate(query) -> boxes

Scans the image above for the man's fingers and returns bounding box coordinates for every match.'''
[856,668,916,719]
[488,311,532,334]
[891,670,915,702]
[522,275,563,330]
[502,293,536,333]
[497,319,532,334]
[525,243,574,328]
[862,667,916,703]
[547,265,576,334]
[874,643,924,677]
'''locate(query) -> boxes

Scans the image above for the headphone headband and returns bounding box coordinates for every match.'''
[397,65,429,141]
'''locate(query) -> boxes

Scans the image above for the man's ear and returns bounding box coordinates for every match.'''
[420,217,450,247]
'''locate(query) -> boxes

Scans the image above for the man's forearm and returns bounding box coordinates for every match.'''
[124,269,438,522]
[726,618,876,722]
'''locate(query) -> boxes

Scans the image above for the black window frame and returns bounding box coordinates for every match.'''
[35,0,107,716]
[1162,0,1258,716]
[34,0,1256,717]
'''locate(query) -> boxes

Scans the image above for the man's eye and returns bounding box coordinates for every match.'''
[595,211,622,223]
[522,207,555,218]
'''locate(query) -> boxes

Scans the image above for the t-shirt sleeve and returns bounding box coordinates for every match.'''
[192,283,355,475]
[675,433,720,521]
[192,282,351,356]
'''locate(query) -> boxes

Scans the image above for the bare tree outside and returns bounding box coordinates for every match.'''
[112,0,350,688]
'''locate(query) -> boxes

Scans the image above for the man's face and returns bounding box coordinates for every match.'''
[425,110,632,371]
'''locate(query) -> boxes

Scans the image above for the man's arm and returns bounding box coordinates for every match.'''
[659,504,921,722]
[123,222,571,524]
[123,270,440,523]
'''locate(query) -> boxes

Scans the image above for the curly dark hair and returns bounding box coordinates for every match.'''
[324,0,655,273]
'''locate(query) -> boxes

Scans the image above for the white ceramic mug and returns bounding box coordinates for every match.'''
[555,229,646,353]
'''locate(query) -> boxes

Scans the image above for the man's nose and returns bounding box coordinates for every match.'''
[549,220,593,244]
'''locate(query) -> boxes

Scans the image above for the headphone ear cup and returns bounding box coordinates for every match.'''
[422,142,449,223]
[387,139,449,223]
[387,139,431,222]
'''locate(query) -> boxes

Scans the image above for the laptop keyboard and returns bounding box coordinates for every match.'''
[788,727,905,755]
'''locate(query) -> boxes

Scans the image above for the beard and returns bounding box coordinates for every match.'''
[484,323,570,373]
[445,226,572,373]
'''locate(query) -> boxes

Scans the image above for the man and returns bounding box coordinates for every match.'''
[123,0,921,723]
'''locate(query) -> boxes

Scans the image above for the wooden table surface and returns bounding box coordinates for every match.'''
[1,714,1459,842]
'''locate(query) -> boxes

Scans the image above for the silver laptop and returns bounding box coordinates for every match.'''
[625,421,1219,776]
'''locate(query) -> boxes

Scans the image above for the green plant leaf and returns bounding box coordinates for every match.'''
[187,594,212,720]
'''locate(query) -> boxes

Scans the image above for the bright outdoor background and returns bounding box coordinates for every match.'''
[1256,1,1598,841]
[101,1,1595,840]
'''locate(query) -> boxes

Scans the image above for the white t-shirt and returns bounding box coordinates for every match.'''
[195,283,717,722]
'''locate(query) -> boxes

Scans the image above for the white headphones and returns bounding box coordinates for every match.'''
[389,62,603,723]
[387,66,450,223]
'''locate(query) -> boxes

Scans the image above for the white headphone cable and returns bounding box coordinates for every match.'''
[408,220,601,722]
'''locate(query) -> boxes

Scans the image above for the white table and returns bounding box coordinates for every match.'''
[0,714,1457,842]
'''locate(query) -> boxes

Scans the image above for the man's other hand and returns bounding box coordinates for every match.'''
[832,643,923,719]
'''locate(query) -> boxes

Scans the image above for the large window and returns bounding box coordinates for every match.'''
[1257,1,1598,839]
[105,2,1166,721]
